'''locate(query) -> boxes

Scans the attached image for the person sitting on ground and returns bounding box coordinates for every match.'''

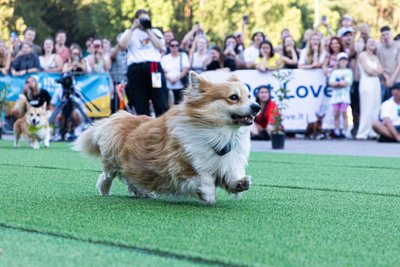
[328,52,353,139]
[206,45,237,71]
[244,31,265,69]
[11,42,42,76]
[10,76,51,119]
[86,38,111,73]
[0,41,11,75]
[372,83,400,143]
[280,35,299,69]
[255,40,282,72]
[39,38,63,73]
[298,32,326,69]
[62,43,87,73]
[250,85,278,140]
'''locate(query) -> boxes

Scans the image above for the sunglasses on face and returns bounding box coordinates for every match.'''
[170,44,179,47]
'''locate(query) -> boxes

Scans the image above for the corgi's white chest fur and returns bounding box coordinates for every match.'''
[171,120,250,179]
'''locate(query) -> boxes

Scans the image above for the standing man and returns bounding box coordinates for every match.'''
[377,26,400,103]
[119,9,168,117]
[13,27,42,56]
[55,30,70,64]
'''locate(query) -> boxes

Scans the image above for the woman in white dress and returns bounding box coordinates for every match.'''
[356,37,384,140]
[39,38,63,72]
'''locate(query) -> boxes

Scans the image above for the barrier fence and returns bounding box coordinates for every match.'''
[1,69,335,131]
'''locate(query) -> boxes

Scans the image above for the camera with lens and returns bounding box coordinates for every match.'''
[139,18,152,29]
[56,73,74,97]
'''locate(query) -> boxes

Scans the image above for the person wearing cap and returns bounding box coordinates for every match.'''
[337,15,353,38]
[339,28,353,54]
[244,31,265,69]
[377,25,400,103]
[372,83,400,142]
[329,52,353,138]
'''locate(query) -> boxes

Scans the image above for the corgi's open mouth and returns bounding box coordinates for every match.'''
[231,114,255,126]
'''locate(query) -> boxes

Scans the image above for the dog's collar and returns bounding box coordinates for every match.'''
[28,125,44,134]
[213,142,234,156]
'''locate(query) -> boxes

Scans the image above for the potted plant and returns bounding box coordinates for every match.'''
[271,70,293,149]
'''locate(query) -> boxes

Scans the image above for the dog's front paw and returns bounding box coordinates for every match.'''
[196,189,216,206]
[233,176,252,193]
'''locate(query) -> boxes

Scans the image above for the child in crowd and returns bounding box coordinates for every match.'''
[328,52,353,138]
[337,15,353,37]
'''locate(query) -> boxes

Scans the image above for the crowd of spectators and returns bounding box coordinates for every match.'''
[1,10,400,143]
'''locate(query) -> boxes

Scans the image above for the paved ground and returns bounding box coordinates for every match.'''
[1,134,398,158]
[253,139,399,158]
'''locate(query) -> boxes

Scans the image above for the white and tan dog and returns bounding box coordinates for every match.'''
[74,71,261,205]
[14,102,51,149]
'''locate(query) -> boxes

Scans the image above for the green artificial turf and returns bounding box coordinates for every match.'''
[0,140,400,266]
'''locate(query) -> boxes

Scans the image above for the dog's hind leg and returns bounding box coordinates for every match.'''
[96,172,115,196]
[126,182,154,198]
[14,133,21,148]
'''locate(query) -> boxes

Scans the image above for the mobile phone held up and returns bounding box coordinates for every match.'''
[243,15,249,25]
[321,15,327,23]
[139,18,152,29]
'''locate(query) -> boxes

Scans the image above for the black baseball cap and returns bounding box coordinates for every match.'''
[391,83,400,90]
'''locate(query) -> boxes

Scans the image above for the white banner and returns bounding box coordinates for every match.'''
[201,69,335,131]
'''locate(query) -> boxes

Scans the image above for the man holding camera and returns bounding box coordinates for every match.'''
[119,9,168,117]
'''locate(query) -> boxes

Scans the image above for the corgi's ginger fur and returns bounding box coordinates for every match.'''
[74,71,261,205]
[14,102,51,149]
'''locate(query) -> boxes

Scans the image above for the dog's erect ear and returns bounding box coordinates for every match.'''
[227,74,240,82]
[41,102,47,111]
[189,71,203,90]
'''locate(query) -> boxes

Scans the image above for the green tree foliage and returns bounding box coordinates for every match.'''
[0,0,399,48]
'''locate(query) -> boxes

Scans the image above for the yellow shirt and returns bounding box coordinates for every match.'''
[256,54,282,69]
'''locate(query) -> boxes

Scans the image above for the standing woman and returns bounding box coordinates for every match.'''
[161,39,190,104]
[356,37,384,140]
[322,37,344,78]
[39,38,63,73]
[119,9,168,116]
[280,35,299,69]
[189,36,209,74]
[298,32,326,69]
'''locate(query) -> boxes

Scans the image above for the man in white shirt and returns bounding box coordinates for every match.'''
[119,9,169,116]
[243,31,265,69]
[373,83,400,142]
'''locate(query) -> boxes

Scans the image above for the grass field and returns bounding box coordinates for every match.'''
[0,140,400,267]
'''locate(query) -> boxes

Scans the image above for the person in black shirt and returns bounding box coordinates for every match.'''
[206,46,237,71]
[11,76,51,119]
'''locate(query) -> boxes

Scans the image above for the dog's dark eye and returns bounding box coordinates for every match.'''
[30,113,33,116]
[248,94,251,99]
[229,94,239,101]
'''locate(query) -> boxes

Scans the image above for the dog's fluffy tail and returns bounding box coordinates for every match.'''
[73,111,153,158]
[73,119,104,157]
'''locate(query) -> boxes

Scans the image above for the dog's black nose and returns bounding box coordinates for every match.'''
[251,103,261,114]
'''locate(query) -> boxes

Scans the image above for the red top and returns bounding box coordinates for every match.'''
[255,101,277,128]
